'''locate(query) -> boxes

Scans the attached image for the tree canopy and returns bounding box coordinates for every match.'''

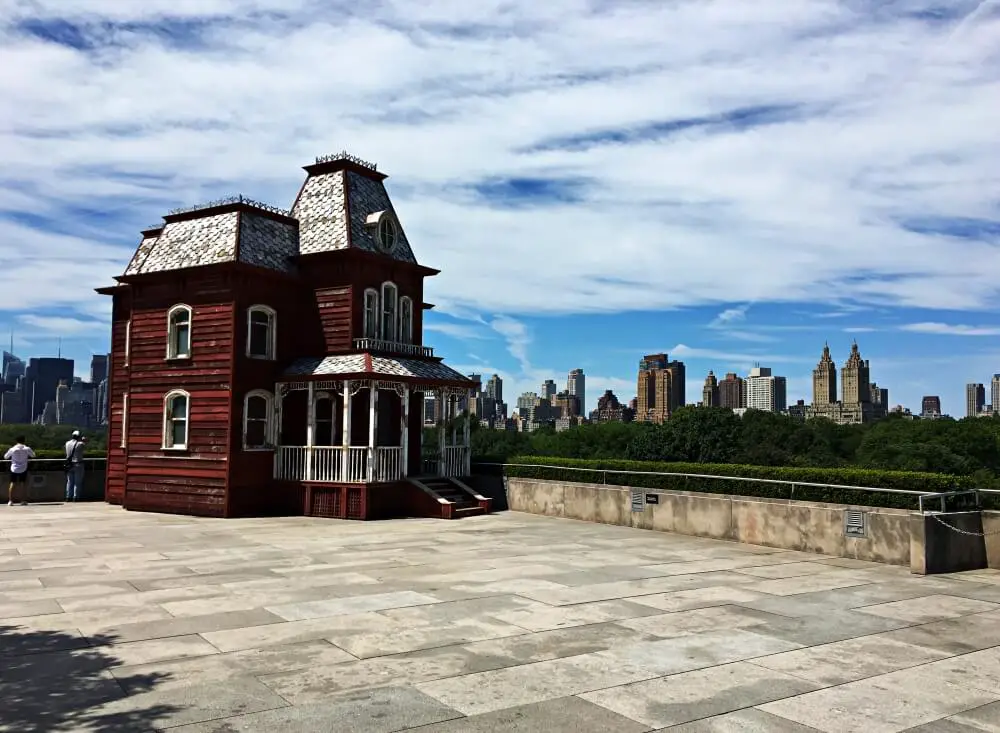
[459,407,1000,480]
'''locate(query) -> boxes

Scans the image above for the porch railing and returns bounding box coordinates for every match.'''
[274,445,400,483]
[353,338,434,358]
[442,446,467,477]
[374,447,403,482]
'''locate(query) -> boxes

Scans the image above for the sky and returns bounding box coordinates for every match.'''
[1,0,999,416]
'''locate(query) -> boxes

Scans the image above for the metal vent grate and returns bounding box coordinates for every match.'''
[844,509,867,538]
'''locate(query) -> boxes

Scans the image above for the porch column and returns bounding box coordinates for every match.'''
[463,388,473,475]
[368,381,379,482]
[400,385,410,478]
[450,393,457,447]
[437,388,446,477]
[273,384,284,479]
[305,381,315,481]
[341,380,352,482]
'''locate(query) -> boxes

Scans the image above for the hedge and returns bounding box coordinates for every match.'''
[472,455,985,510]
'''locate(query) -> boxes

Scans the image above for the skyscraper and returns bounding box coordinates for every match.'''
[636,354,673,423]
[746,367,786,412]
[702,371,719,407]
[921,395,942,417]
[541,379,557,401]
[841,342,871,405]
[90,354,108,385]
[992,375,1000,415]
[718,372,745,410]
[567,369,585,417]
[967,383,986,418]
[812,343,837,406]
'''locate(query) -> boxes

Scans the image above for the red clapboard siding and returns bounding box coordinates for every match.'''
[315,286,352,353]
[105,313,131,504]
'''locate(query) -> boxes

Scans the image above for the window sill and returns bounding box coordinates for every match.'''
[243,446,275,452]
[165,355,192,361]
[246,353,274,361]
[161,446,189,454]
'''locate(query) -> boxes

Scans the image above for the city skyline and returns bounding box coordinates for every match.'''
[2,4,998,420]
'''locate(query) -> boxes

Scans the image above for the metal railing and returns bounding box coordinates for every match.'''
[918,490,982,514]
[0,458,107,469]
[474,461,935,499]
[353,338,433,358]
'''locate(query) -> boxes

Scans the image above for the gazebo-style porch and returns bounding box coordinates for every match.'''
[273,378,475,484]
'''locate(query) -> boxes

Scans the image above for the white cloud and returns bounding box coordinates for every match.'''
[901,321,1000,336]
[17,314,109,336]
[668,343,806,365]
[1,1,999,328]
[843,326,877,333]
[423,322,492,341]
[708,304,750,328]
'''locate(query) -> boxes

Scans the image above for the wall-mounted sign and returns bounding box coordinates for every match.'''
[645,494,659,505]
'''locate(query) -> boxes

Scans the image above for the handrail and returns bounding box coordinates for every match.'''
[0,457,106,464]
[474,461,930,496]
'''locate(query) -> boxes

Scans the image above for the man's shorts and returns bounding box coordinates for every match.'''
[9,470,28,484]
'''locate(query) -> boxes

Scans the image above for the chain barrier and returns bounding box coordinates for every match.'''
[928,513,1000,537]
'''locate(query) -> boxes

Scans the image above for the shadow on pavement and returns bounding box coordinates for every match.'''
[0,624,177,732]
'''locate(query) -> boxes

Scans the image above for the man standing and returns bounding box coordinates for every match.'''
[64,430,86,502]
[5,435,35,506]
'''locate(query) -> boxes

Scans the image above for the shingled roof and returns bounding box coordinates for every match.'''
[121,153,417,277]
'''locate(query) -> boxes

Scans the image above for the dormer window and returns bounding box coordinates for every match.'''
[399,297,413,344]
[167,304,192,359]
[381,282,397,341]
[365,210,399,254]
[363,289,379,339]
[247,305,276,359]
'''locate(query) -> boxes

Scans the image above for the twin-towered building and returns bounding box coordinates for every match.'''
[807,342,888,424]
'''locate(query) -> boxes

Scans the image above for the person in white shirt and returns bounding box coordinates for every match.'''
[5,436,35,506]
[65,431,86,502]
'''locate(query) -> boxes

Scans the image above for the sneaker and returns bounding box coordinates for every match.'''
[6,500,11,506]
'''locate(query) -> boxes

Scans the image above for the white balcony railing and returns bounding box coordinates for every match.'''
[275,445,403,483]
[353,338,434,358]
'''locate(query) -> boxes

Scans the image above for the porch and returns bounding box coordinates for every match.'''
[272,379,473,484]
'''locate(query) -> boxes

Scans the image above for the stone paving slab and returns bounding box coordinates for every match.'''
[3,504,1000,731]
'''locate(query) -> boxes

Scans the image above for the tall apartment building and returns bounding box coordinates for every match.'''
[567,369,585,417]
[718,372,745,410]
[921,395,942,417]
[992,375,1000,415]
[841,342,871,405]
[541,379,557,401]
[591,390,632,423]
[553,391,579,417]
[636,353,673,423]
[813,343,837,406]
[702,371,720,407]
[967,383,986,418]
[90,354,108,385]
[745,367,786,412]
[870,382,889,410]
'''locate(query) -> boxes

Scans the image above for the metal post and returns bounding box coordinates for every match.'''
[305,381,315,481]
[368,381,378,482]
[273,383,283,479]
[437,388,446,477]
[400,385,410,478]
[463,389,472,475]
[341,380,352,482]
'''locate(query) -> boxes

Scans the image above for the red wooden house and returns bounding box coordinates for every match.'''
[96,153,488,520]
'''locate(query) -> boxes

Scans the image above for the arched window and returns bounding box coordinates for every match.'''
[163,390,190,450]
[244,390,273,450]
[399,297,413,345]
[166,304,192,359]
[363,288,379,340]
[314,393,334,446]
[246,305,276,359]
[381,282,397,342]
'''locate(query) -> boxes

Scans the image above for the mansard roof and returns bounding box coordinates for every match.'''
[119,153,418,278]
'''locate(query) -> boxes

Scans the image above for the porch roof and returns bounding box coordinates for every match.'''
[281,353,475,385]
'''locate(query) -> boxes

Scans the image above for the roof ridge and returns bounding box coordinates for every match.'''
[169,194,291,218]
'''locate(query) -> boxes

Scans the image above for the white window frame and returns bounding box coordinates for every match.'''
[162,389,190,451]
[121,392,129,449]
[246,305,277,360]
[243,389,274,451]
[124,319,131,367]
[363,288,379,340]
[399,296,413,345]
[381,281,398,342]
[166,304,193,360]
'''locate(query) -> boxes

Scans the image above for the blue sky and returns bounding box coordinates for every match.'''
[1,0,999,415]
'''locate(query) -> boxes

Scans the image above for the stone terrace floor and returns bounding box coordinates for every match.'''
[2,506,1000,732]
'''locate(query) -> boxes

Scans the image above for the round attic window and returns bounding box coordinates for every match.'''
[376,214,398,253]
